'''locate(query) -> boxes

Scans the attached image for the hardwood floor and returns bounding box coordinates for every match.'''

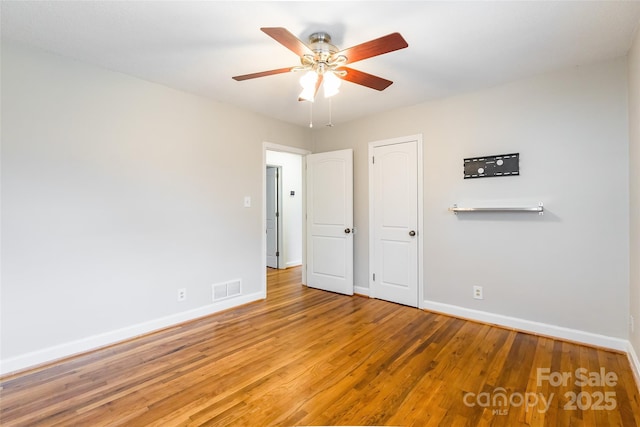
[1,266,639,426]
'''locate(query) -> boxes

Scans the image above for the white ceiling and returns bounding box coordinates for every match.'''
[2,1,640,127]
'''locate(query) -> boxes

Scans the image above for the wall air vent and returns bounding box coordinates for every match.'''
[212,279,242,301]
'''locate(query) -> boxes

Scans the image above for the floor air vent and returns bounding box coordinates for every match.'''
[212,279,242,301]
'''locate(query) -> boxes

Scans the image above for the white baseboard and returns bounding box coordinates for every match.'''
[354,286,370,297]
[0,291,265,376]
[628,342,640,392]
[285,260,302,268]
[423,299,628,352]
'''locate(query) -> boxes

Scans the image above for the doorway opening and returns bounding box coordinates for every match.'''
[262,143,310,296]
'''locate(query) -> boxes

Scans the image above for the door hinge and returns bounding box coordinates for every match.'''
[276,211,279,217]
[372,156,375,164]
[373,273,376,281]
[276,251,279,257]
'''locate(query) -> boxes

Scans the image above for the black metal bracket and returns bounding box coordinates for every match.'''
[464,153,519,179]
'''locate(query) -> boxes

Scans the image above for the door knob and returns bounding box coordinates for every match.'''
[409,230,416,236]
[345,228,351,234]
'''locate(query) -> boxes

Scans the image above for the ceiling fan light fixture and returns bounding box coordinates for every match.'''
[299,70,318,102]
[323,71,341,98]
[234,27,409,111]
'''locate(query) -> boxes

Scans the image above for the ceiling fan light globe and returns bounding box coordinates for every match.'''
[299,70,318,90]
[323,71,341,98]
[299,86,316,102]
[324,87,340,98]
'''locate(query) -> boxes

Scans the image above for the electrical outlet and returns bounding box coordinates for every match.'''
[473,286,483,300]
[177,288,186,302]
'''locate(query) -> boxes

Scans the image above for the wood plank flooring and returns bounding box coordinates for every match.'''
[1,266,639,426]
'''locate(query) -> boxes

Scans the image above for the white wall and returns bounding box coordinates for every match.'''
[1,38,634,374]
[266,150,303,268]
[0,41,311,372]
[629,23,640,363]
[313,58,630,341]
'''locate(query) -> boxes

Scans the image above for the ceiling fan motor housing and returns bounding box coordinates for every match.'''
[304,32,346,75]
[309,32,338,59]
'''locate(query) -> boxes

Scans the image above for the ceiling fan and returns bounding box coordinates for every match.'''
[232,27,408,102]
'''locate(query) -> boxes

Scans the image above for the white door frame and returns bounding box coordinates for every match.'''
[266,165,283,269]
[368,134,425,308]
[262,142,311,296]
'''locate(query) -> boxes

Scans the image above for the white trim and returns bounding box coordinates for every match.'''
[417,137,424,309]
[264,142,310,156]
[423,299,629,352]
[354,286,370,297]
[368,134,424,308]
[628,342,640,392]
[285,260,302,268]
[0,291,265,376]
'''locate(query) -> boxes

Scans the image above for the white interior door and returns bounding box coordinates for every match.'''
[266,166,279,268]
[306,149,353,295]
[371,140,418,307]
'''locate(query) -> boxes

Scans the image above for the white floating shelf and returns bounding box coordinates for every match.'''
[449,202,544,215]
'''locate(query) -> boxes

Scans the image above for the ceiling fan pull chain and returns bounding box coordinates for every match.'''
[327,98,334,127]
[309,101,313,128]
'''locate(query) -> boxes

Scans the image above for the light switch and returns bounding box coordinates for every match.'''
[244,196,251,208]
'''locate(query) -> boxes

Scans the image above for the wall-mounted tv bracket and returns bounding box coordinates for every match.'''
[464,153,519,179]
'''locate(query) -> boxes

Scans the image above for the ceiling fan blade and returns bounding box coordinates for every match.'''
[261,27,313,57]
[232,67,294,81]
[336,33,408,64]
[339,67,393,91]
